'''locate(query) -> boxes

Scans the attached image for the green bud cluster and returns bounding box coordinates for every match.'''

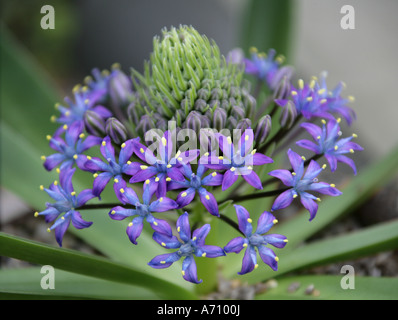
[129,25,256,138]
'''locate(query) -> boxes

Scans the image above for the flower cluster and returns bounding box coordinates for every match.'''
[36,26,362,284]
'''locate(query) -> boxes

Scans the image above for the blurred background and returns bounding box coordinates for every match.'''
[1,0,398,251]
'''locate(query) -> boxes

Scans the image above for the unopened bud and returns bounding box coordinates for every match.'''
[236,118,252,132]
[84,110,106,137]
[108,68,133,108]
[185,111,202,134]
[105,117,127,144]
[212,108,227,131]
[279,100,297,129]
[273,74,292,100]
[136,115,156,137]
[254,115,272,145]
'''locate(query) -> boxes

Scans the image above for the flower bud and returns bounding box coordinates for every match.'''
[108,68,133,108]
[236,118,252,132]
[84,110,106,137]
[254,115,272,145]
[105,117,127,144]
[136,115,155,138]
[212,108,227,131]
[272,73,292,101]
[231,105,246,120]
[279,100,297,129]
[184,111,202,135]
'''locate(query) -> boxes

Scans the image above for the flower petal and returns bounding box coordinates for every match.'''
[100,136,115,162]
[198,188,219,217]
[92,172,113,197]
[238,246,256,275]
[126,216,144,244]
[224,237,246,254]
[176,187,196,209]
[149,196,178,213]
[198,245,226,258]
[222,169,238,191]
[152,232,181,249]
[148,252,181,269]
[242,170,263,190]
[150,218,173,237]
[182,256,202,284]
[300,192,319,221]
[263,234,288,248]
[255,211,277,235]
[71,210,93,229]
[268,169,294,187]
[43,153,66,171]
[176,212,191,242]
[234,204,252,236]
[108,206,137,221]
[257,246,278,271]
[271,189,295,212]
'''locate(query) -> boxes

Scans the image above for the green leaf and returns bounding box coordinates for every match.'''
[0,267,159,300]
[239,0,294,58]
[256,275,398,300]
[0,232,198,300]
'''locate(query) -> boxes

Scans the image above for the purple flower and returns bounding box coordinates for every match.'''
[84,136,141,202]
[268,149,342,220]
[109,182,178,245]
[170,163,223,217]
[53,88,112,137]
[148,212,225,284]
[296,119,363,174]
[130,131,199,197]
[35,168,95,246]
[201,131,273,191]
[224,205,288,274]
[244,48,289,89]
[43,121,102,172]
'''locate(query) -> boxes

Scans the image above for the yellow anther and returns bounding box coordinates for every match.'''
[56,168,60,174]
[337,117,342,123]
[298,79,304,90]
[352,133,358,138]
[84,75,93,84]
[155,177,160,182]
[212,172,217,177]
[181,192,187,197]
[202,253,207,257]
[245,134,249,141]
[254,264,259,269]
[72,84,81,93]
[159,197,164,202]
[47,228,51,233]
[249,46,258,53]
[301,156,306,161]
[140,148,145,153]
[121,143,126,148]
[127,161,131,165]
[81,86,88,92]
[227,136,232,144]
[111,210,116,215]
[166,177,172,182]
[61,216,65,220]
[63,124,68,130]
[71,191,76,196]
[145,179,150,184]
[181,270,185,276]
[161,137,167,146]
[140,165,148,170]
[243,243,248,247]
[166,164,172,168]
[276,54,285,64]
[128,222,133,227]
[102,141,106,146]
[177,227,181,232]
[218,156,224,160]
[291,90,297,96]
[160,261,166,264]
[114,178,119,183]
[204,152,209,157]
[321,119,326,124]
[153,221,158,226]
[292,172,296,176]
[309,80,316,89]
[247,218,253,223]
[320,98,327,104]
[330,184,336,188]
[284,239,289,243]
[273,219,278,224]
[247,166,253,170]
[322,164,327,169]
[306,97,313,102]
[73,154,78,160]
[50,115,57,123]
[46,135,52,140]
[205,195,210,200]
[119,188,125,194]
[178,157,183,161]
[350,149,355,153]
[161,242,166,247]
[65,111,70,117]
[317,136,321,140]
[293,194,298,199]
[93,173,98,178]
[316,198,321,202]
[86,155,92,160]
[84,99,90,105]
[54,102,61,110]
[40,185,44,190]
[275,256,279,262]
[53,180,58,186]
[318,89,326,95]
[230,167,236,172]
[348,95,355,102]
[41,155,46,161]
[251,149,257,155]
[334,145,339,150]
[34,211,39,217]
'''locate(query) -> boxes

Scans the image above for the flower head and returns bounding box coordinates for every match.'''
[148,212,225,284]
[268,149,342,220]
[35,168,95,246]
[43,121,102,172]
[202,131,273,190]
[296,118,363,174]
[224,205,287,274]
[109,182,178,244]
[84,136,141,202]
[170,163,223,217]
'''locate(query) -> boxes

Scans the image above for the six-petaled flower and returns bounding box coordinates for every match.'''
[224,205,288,274]
[148,212,225,284]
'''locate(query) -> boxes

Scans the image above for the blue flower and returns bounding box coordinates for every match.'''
[268,149,342,220]
[109,182,178,244]
[84,136,141,202]
[224,205,288,274]
[148,212,225,284]
[296,118,363,174]
[130,131,199,197]
[201,131,273,191]
[170,163,223,217]
[43,121,102,172]
[35,168,95,246]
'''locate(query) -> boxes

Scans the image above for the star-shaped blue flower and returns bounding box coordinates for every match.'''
[35,168,95,246]
[224,205,288,275]
[84,136,141,202]
[109,182,178,245]
[201,131,273,191]
[268,149,342,220]
[148,212,225,284]
[170,163,223,217]
[43,121,102,172]
[296,118,363,174]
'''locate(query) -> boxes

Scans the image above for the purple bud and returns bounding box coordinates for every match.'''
[185,111,202,134]
[105,117,127,144]
[84,110,106,137]
[212,108,227,131]
[272,74,292,100]
[226,48,245,66]
[108,68,133,108]
[254,115,272,145]
[236,118,252,132]
[279,100,297,129]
